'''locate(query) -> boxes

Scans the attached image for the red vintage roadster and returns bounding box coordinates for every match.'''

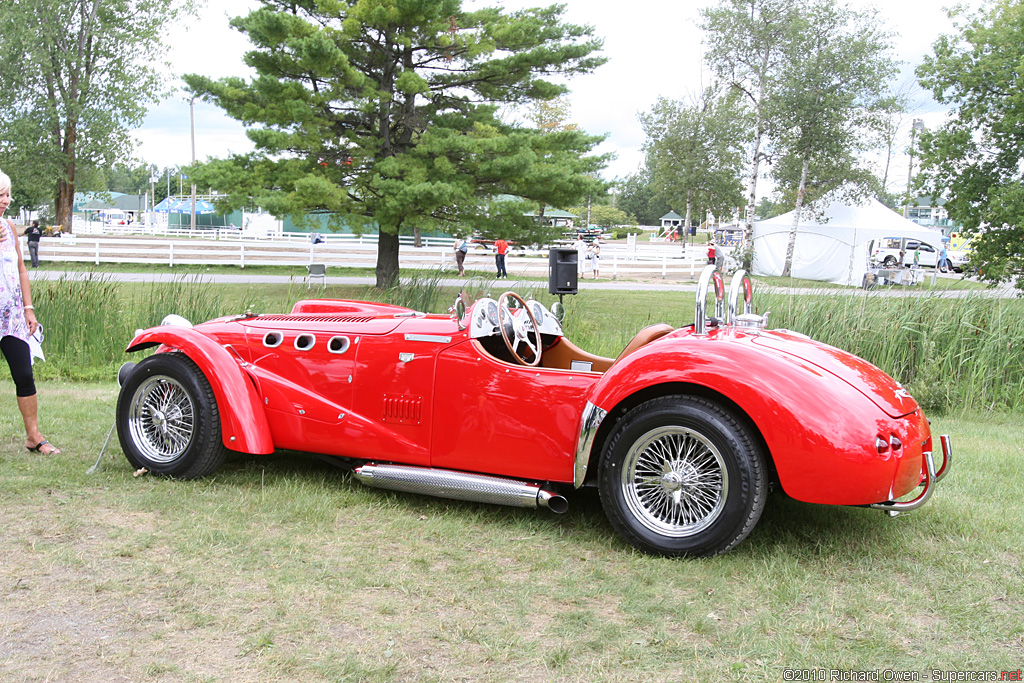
[115,266,951,557]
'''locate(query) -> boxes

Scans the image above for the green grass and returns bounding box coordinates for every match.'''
[0,387,1019,682]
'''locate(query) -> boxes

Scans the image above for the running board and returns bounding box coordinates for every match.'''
[353,463,569,514]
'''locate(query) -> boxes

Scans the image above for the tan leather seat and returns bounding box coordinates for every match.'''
[614,324,675,364]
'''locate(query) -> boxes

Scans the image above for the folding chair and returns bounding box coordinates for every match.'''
[306,263,327,288]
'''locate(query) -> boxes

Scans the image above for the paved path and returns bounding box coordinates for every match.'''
[26,268,1019,298]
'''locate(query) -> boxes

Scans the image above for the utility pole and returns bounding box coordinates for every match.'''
[904,118,925,218]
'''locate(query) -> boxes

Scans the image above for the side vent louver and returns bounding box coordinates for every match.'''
[382,394,423,424]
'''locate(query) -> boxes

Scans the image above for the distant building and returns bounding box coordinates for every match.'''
[659,211,684,230]
[905,196,959,234]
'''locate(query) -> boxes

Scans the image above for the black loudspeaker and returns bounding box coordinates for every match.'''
[548,248,578,295]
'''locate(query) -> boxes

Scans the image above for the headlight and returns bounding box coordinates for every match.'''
[160,314,193,328]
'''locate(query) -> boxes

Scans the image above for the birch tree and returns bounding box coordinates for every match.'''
[700,0,800,269]
[768,0,896,277]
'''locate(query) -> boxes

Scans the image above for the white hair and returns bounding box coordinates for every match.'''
[0,169,9,194]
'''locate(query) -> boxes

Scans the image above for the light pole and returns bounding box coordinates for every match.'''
[904,118,925,218]
[184,96,197,231]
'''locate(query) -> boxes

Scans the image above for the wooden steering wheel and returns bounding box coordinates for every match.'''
[497,292,542,366]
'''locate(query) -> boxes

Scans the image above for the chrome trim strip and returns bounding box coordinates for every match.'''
[404,334,452,343]
[574,401,607,488]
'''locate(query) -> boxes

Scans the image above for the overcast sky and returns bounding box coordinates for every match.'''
[133,0,977,195]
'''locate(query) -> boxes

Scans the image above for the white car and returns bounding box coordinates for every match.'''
[872,239,969,273]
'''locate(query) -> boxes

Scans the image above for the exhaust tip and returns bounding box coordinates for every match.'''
[538,490,569,514]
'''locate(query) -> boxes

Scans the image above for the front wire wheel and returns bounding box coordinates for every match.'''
[128,375,196,464]
[599,396,767,557]
[116,353,227,479]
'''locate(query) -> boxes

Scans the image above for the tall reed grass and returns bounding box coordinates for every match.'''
[28,271,1024,413]
[756,289,1024,413]
[31,273,266,381]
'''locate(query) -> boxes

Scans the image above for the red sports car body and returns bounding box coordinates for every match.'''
[116,267,951,556]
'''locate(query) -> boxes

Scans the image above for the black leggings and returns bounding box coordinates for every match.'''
[1,336,36,397]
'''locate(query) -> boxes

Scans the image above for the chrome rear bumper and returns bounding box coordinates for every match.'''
[869,434,953,516]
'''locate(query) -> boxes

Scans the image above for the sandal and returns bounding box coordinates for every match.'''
[27,439,61,455]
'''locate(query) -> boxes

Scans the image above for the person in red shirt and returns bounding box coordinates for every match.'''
[494,238,509,279]
[707,241,717,265]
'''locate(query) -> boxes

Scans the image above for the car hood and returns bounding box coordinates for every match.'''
[752,330,918,418]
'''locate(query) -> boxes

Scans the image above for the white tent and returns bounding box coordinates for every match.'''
[751,199,943,286]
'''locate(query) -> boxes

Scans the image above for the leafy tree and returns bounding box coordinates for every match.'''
[754,195,787,220]
[700,0,801,269]
[185,0,607,288]
[616,172,671,226]
[525,96,578,134]
[767,0,896,276]
[567,204,635,228]
[0,0,191,230]
[916,0,1024,289]
[640,88,746,233]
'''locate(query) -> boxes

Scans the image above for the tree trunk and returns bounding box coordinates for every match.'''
[742,126,763,271]
[413,225,422,248]
[375,229,401,289]
[782,157,810,278]
[56,119,78,232]
[684,189,693,234]
[56,180,74,233]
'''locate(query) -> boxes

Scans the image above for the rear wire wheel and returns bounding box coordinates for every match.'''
[598,396,767,557]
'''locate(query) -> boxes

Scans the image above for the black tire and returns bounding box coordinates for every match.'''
[598,396,767,557]
[116,353,227,479]
[883,256,897,267]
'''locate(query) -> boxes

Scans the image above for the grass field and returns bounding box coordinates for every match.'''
[0,383,1020,682]
[3,274,1022,681]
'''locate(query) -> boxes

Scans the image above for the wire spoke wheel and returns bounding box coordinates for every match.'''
[117,352,226,479]
[623,426,727,537]
[598,396,766,557]
[128,375,196,463]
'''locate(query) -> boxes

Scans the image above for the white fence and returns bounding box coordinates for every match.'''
[26,233,709,280]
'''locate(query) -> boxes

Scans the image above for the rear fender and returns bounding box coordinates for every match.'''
[582,337,904,505]
[127,327,274,454]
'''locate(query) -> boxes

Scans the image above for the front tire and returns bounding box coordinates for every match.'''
[598,396,767,557]
[116,353,227,479]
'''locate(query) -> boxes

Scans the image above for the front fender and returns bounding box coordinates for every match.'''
[126,327,275,455]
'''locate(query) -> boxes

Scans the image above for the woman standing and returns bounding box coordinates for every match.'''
[0,170,59,455]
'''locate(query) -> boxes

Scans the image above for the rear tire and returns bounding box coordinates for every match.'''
[116,353,226,479]
[598,396,767,557]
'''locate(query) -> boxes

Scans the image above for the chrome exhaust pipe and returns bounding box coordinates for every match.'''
[353,463,568,514]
